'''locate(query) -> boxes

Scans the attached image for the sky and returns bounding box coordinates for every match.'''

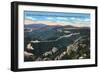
[24,11,90,27]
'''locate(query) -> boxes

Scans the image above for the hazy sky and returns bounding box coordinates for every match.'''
[24,11,90,26]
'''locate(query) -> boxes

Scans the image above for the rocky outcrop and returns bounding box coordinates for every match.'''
[24,36,90,61]
[59,36,90,60]
[24,51,36,61]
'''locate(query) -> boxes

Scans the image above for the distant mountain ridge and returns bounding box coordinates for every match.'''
[25,23,89,32]
[24,23,47,30]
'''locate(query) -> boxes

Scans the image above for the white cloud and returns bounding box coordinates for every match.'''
[26,16,37,20]
[46,17,54,20]
[70,17,90,22]
[76,18,83,21]
[70,17,76,20]
[83,18,90,22]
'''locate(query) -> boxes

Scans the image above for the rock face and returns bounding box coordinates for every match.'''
[66,36,90,59]
[24,36,90,61]
[24,51,36,61]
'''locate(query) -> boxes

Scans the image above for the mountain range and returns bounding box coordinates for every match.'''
[24,23,89,32]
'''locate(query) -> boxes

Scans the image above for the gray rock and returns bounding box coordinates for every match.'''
[43,51,52,57]
[52,47,58,53]
[24,51,35,61]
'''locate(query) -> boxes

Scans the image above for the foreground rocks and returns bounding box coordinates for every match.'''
[24,36,90,61]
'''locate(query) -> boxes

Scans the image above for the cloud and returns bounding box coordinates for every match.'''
[26,16,37,20]
[70,17,76,20]
[69,17,90,22]
[46,17,54,20]
[56,17,68,20]
[83,18,90,22]
[76,18,90,22]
